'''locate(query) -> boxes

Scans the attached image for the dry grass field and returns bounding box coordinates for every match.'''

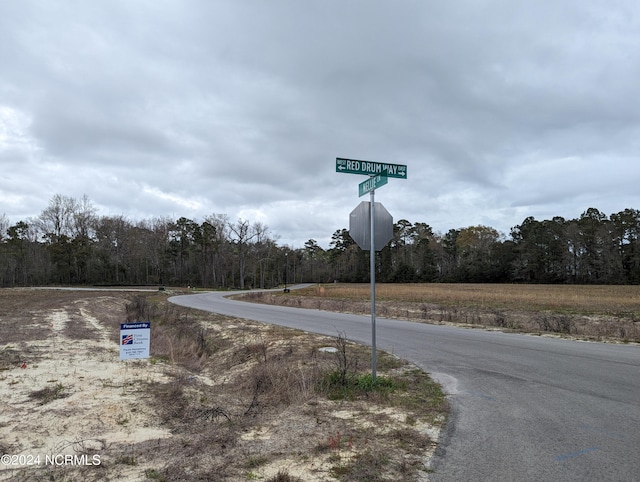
[0,288,447,481]
[240,283,640,343]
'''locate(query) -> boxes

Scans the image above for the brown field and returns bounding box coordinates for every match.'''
[0,288,447,481]
[303,283,640,314]
[239,283,640,343]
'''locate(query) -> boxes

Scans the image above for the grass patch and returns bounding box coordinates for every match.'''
[245,455,270,468]
[330,449,390,481]
[29,382,67,405]
[265,471,303,482]
[321,371,399,401]
[144,468,166,481]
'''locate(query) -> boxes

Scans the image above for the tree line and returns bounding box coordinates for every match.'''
[1,195,639,287]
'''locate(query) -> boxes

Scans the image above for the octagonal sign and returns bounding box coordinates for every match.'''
[349,201,393,251]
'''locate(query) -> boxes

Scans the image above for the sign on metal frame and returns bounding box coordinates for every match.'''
[336,157,407,379]
[120,322,151,360]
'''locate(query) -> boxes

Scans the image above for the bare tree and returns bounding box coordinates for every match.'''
[227,218,269,289]
[71,194,97,239]
[37,194,77,242]
[0,213,9,241]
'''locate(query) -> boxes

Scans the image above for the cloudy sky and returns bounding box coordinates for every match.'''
[1,1,639,248]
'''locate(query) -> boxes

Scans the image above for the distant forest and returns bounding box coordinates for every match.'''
[2,194,640,288]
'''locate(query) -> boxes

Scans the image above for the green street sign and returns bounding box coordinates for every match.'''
[359,172,388,197]
[336,157,407,179]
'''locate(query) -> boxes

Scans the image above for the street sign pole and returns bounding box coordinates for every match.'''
[338,157,407,382]
[369,179,377,380]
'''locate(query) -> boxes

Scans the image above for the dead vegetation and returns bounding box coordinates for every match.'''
[238,283,640,343]
[0,288,447,481]
[124,295,446,481]
[28,382,68,405]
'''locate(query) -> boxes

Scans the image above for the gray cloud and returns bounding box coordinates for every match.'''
[1,0,639,247]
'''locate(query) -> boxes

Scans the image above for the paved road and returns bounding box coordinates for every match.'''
[169,289,640,481]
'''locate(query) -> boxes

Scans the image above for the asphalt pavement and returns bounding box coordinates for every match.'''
[169,289,640,482]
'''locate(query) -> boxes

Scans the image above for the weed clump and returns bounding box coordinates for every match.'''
[320,371,399,401]
[29,382,67,405]
[266,470,302,482]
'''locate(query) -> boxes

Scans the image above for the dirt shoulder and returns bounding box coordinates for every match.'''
[0,288,447,481]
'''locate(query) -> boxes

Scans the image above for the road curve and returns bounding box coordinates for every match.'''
[169,289,640,482]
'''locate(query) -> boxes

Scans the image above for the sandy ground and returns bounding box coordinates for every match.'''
[0,299,174,480]
[0,291,445,481]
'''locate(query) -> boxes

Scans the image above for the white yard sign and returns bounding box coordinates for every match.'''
[119,322,151,360]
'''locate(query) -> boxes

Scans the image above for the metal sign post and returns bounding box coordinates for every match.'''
[369,181,377,380]
[337,157,407,381]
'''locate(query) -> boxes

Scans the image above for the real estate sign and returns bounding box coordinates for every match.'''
[120,322,151,360]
